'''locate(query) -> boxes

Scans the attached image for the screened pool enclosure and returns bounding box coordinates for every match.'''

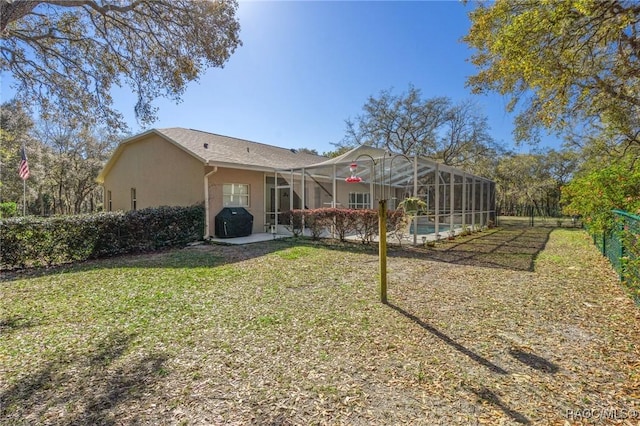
[270,145,495,243]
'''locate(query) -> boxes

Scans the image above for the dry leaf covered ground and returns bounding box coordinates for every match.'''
[1,219,639,425]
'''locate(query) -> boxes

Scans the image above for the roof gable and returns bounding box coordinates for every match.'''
[97,128,327,183]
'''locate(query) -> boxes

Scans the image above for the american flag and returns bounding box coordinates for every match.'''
[18,146,30,180]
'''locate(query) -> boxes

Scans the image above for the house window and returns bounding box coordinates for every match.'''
[349,192,370,209]
[131,188,137,211]
[223,183,249,207]
[107,190,112,212]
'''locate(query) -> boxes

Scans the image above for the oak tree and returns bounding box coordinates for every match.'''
[1,0,241,130]
[339,85,502,171]
[34,120,117,214]
[465,0,640,150]
[0,100,36,204]
[494,150,579,217]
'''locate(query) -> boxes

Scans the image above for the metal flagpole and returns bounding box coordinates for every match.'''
[19,144,30,216]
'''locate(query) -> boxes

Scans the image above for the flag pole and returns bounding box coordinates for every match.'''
[19,144,30,216]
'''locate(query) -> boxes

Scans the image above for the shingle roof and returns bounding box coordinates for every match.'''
[157,128,327,170]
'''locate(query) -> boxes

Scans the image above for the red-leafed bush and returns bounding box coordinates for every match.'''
[281,207,408,244]
[303,209,333,240]
[352,209,379,244]
[279,209,304,236]
[330,208,359,242]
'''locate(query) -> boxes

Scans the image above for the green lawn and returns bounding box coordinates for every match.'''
[1,224,639,424]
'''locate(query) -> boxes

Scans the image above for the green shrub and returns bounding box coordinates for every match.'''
[561,160,640,233]
[0,202,18,218]
[0,204,204,270]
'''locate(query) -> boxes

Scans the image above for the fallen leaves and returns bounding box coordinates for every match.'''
[1,224,639,424]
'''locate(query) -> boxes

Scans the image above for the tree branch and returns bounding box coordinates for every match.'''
[1,0,42,33]
[45,0,145,15]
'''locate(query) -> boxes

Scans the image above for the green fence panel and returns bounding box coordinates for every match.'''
[587,210,640,304]
[605,219,623,276]
[614,210,640,297]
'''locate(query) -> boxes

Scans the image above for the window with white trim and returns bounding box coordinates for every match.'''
[223,183,249,207]
[107,190,112,212]
[348,192,370,209]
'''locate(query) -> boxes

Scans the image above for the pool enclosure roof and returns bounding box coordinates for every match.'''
[279,145,494,190]
[274,145,496,240]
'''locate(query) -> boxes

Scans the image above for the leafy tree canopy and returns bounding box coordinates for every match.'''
[494,149,579,216]
[0,100,36,200]
[322,146,352,159]
[465,0,640,150]
[0,0,241,130]
[561,157,640,232]
[295,147,319,155]
[35,119,118,214]
[337,85,503,171]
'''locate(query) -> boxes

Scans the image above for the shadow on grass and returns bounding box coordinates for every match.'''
[509,348,559,374]
[0,316,39,334]
[387,302,534,422]
[0,330,167,424]
[1,222,583,283]
[469,386,531,424]
[386,302,508,375]
[395,224,559,272]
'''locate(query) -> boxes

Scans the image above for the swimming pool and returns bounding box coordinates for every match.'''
[408,224,450,235]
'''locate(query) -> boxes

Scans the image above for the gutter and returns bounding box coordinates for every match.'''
[204,165,218,238]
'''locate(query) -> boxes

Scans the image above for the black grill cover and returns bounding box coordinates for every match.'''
[215,207,253,238]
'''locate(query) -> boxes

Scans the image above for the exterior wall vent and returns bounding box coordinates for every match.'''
[203,143,209,149]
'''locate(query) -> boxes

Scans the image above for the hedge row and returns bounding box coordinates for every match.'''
[1,204,204,270]
[279,208,406,244]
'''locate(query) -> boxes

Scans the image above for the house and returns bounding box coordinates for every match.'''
[97,128,496,241]
[96,128,326,238]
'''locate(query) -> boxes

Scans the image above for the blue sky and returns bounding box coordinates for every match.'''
[3,1,560,154]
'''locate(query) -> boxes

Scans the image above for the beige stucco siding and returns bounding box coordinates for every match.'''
[335,181,366,208]
[208,168,266,235]
[103,134,205,211]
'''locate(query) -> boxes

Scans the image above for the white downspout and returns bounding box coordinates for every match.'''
[204,166,218,238]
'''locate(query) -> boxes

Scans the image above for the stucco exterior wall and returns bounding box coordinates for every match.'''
[102,134,205,211]
[207,168,267,235]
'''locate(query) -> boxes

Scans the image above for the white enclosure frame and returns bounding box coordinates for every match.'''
[271,145,495,244]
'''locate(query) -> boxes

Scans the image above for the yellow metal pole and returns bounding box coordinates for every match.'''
[379,199,387,304]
